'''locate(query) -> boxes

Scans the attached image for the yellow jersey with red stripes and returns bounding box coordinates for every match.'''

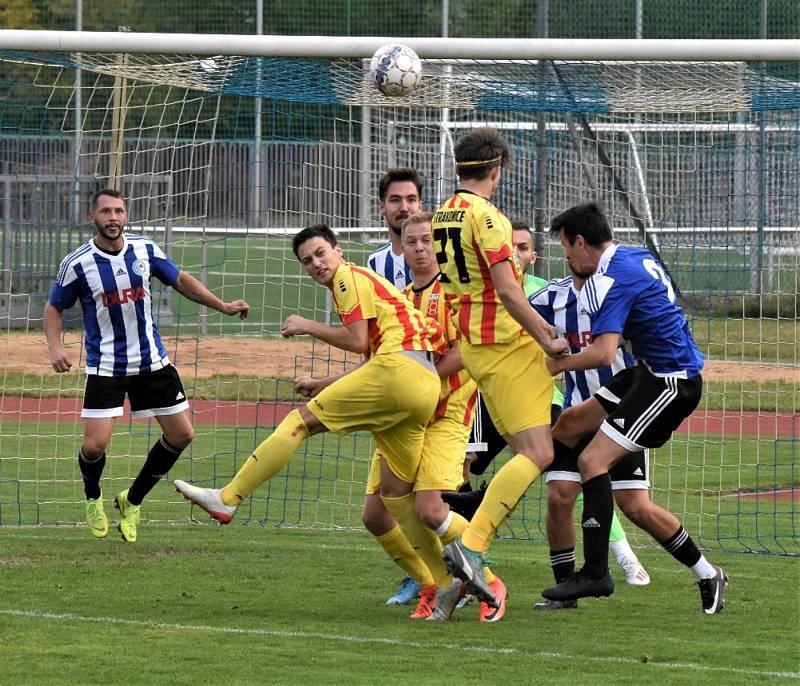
[332,262,439,356]
[403,275,478,426]
[432,189,523,345]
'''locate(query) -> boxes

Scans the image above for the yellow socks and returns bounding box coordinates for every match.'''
[381,493,450,588]
[221,409,309,505]
[462,454,540,553]
[375,525,434,588]
[434,509,469,546]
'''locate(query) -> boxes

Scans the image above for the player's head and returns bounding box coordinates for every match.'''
[454,128,510,192]
[378,168,423,237]
[89,188,127,243]
[511,219,537,272]
[292,223,344,286]
[401,212,436,279]
[549,202,613,278]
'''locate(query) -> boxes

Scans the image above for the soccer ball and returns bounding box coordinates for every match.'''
[369,44,422,97]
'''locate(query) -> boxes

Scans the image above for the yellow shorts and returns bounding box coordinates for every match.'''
[460,334,553,436]
[365,414,471,495]
[416,415,471,492]
[307,352,439,485]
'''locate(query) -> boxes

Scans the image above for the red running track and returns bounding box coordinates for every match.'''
[1,396,797,436]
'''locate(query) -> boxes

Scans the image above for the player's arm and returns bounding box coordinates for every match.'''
[546,332,620,376]
[43,302,72,373]
[490,260,568,358]
[173,271,250,319]
[435,341,464,379]
[281,315,369,355]
[294,359,367,398]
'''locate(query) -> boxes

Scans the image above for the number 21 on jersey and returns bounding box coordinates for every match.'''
[433,226,470,284]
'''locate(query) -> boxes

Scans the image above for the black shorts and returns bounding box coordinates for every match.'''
[546,432,650,489]
[468,393,561,476]
[594,365,702,451]
[82,365,189,419]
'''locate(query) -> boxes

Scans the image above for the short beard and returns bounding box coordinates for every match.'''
[568,263,595,279]
[96,223,124,242]
[389,224,402,237]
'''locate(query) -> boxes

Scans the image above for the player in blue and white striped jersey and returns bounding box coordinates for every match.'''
[365,168,421,290]
[530,276,635,410]
[44,188,250,543]
[541,202,727,615]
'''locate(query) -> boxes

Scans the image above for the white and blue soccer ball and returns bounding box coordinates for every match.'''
[369,43,422,97]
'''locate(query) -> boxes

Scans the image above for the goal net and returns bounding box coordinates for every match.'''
[0,32,796,555]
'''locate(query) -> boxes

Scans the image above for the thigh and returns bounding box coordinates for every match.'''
[506,423,554,471]
[416,416,470,493]
[373,416,427,486]
[82,417,115,452]
[81,374,128,419]
[128,365,189,419]
[364,448,382,495]
[307,355,438,436]
[545,436,581,485]
[552,397,609,445]
[609,449,650,490]
[462,335,552,435]
[601,370,702,451]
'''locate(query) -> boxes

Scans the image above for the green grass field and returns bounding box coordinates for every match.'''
[0,525,798,685]
[1,421,797,556]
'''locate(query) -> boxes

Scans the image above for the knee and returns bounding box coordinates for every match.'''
[362,496,390,535]
[617,499,648,527]
[81,439,108,459]
[553,407,580,442]
[547,484,576,518]
[166,425,194,450]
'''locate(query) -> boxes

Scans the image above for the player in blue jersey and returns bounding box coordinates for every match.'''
[44,188,250,542]
[529,273,650,610]
[540,202,728,614]
[366,168,421,289]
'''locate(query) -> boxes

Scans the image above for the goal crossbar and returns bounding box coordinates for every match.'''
[0,30,798,61]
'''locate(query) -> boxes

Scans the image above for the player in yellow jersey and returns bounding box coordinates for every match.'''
[432,127,569,606]
[391,212,507,622]
[175,225,455,604]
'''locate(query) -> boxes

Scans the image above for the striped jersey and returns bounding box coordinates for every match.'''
[332,262,440,356]
[48,234,180,377]
[581,244,704,378]
[403,276,478,426]
[432,190,522,345]
[366,241,412,289]
[529,277,636,409]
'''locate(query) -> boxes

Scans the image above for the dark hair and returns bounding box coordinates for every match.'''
[378,167,423,201]
[511,219,532,235]
[91,188,124,210]
[454,127,510,181]
[292,223,338,258]
[549,202,613,247]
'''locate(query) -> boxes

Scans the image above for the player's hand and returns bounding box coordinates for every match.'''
[294,376,322,398]
[48,346,72,373]
[544,336,570,359]
[223,299,250,320]
[281,315,309,338]
[545,356,562,376]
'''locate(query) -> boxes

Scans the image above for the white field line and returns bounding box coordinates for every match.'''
[1,609,798,680]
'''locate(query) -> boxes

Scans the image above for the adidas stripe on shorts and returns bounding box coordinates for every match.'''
[594,364,702,452]
[81,364,189,419]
